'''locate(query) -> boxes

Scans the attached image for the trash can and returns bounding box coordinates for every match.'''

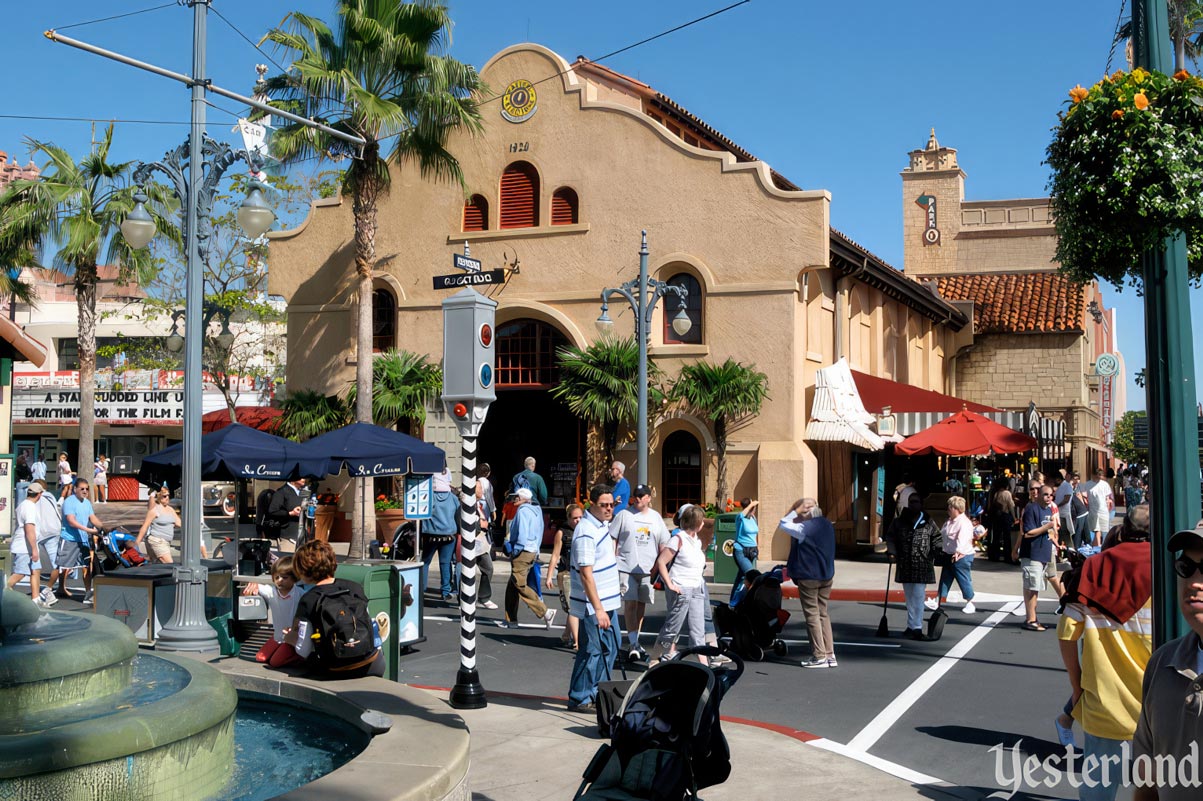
[0,538,9,580]
[336,561,404,681]
[711,512,742,585]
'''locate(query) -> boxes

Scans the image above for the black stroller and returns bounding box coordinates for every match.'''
[712,566,789,661]
[574,645,744,801]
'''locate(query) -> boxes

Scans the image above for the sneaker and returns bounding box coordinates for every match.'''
[543,608,558,630]
[924,597,939,611]
[498,619,517,629]
[32,596,47,608]
[827,657,838,668]
[626,647,647,664]
[1054,716,1076,749]
[801,657,830,669]
[479,600,498,610]
[568,701,596,713]
[39,587,58,607]
[962,602,976,614]
[710,653,733,667]
[82,593,94,607]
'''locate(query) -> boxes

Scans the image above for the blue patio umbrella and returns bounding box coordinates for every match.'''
[138,423,324,485]
[300,422,445,478]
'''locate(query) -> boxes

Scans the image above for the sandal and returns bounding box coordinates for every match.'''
[1023,621,1047,632]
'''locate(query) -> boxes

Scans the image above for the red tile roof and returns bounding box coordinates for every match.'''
[935,273,1086,334]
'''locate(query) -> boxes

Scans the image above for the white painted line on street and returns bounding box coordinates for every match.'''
[844,600,1023,753]
[808,737,943,785]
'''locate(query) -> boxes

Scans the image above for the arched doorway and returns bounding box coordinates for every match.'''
[661,430,703,513]
[478,318,584,508]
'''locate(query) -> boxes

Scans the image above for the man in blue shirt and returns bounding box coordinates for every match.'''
[504,487,556,629]
[1018,482,1058,631]
[49,478,107,605]
[780,497,837,669]
[568,484,620,712]
[609,461,631,509]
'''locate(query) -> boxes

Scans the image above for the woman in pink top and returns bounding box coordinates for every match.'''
[935,495,977,614]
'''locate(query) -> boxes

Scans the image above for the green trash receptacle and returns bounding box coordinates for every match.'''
[712,512,742,585]
[0,539,9,581]
[336,561,400,681]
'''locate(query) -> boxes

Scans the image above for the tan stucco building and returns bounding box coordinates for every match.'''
[268,44,979,552]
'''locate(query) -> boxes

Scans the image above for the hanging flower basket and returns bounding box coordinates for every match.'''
[1046,68,1203,287]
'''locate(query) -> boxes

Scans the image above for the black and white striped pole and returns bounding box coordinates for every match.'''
[440,284,496,710]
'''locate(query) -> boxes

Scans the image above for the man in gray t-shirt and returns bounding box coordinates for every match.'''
[611,484,670,662]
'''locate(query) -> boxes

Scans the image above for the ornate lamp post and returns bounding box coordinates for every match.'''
[596,231,691,487]
[48,0,363,651]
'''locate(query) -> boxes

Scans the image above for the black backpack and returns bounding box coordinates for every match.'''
[255,488,284,535]
[310,583,377,669]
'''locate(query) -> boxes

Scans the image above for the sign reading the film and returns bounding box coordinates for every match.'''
[915,194,940,245]
[13,388,185,425]
[500,79,537,123]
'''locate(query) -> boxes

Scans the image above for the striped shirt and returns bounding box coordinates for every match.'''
[570,511,620,617]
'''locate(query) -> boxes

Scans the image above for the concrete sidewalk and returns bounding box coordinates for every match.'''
[414,688,958,801]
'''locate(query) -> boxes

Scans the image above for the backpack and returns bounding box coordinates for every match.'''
[511,471,531,494]
[255,488,284,534]
[310,583,377,670]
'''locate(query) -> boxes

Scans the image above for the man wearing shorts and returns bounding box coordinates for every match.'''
[53,479,107,605]
[612,484,670,662]
[1018,482,1057,631]
[8,481,55,606]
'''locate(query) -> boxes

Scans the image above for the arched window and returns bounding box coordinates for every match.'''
[662,430,703,514]
[463,194,488,232]
[372,288,396,352]
[551,187,578,225]
[495,319,567,388]
[500,161,539,229]
[664,272,703,344]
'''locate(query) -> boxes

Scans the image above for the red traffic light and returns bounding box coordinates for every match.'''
[479,323,492,347]
[453,402,468,418]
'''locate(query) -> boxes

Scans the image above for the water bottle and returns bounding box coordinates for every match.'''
[306,496,317,520]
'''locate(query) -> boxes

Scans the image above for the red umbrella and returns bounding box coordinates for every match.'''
[895,409,1037,457]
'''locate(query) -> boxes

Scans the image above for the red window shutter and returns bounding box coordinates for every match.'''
[500,162,539,228]
[463,195,487,232]
[551,188,578,226]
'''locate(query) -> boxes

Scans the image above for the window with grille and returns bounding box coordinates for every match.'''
[551,187,578,225]
[372,288,396,352]
[663,272,703,344]
[495,319,566,388]
[500,161,539,229]
[463,194,488,232]
[662,430,703,514]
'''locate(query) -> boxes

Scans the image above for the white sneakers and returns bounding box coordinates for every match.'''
[543,608,558,630]
[38,587,58,607]
[924,597,939,611]
[479,600,498,610]
[963,602,976,614]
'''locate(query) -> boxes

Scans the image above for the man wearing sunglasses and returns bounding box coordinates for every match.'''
[1017,483,1058,630]
[1133,519,1203,800]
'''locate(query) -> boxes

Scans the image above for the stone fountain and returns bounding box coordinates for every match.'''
[0,589,236,799]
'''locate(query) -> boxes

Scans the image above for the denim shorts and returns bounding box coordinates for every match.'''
[11,552,40,575]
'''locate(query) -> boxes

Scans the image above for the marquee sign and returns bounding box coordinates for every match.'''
[915,194,940,245]
[501,79,537,123]
[13,388,184,426]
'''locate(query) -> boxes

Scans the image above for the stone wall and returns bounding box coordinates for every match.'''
[955,333,1086,409]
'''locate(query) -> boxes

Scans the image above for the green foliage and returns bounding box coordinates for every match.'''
[1047,68,1203,287]
[345,349,442,429]
[278,389,351,441]
[551,336,666,464]
[1110,410,1148,465]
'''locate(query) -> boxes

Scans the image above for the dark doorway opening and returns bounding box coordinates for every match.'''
[662,430,703,514]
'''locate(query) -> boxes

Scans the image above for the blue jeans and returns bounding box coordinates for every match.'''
[730,544,757,601]
[903,583,926,630]
[938,554,975,602]
[14,481,29,503]
[421,537,456,597]
[568,610,621,707]
[1079,732,1127,801]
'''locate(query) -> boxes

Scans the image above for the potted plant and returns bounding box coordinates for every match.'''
[1047,68,1203,286]
[374,493,407,545]
[313,490,340,543]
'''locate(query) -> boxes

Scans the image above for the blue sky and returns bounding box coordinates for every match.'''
[1,0,1199,408]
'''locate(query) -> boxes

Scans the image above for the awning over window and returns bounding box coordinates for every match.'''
[805,359,888,451]
[849,370,1002,437]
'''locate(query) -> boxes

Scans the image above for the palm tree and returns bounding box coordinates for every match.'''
[669,358,769,508]
[551,336,666,469]
[0,126,172,484]
[346,349,442,433]
[277,389,351,441]
[261,0,484,543]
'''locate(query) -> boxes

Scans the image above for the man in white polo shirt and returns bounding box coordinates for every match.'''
[567,484,619,713]
[8,481,55,606]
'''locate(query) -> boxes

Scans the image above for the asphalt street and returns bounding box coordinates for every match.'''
[401,590,1107,801]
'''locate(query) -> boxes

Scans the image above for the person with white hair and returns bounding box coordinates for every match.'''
[608,461,631,509]
[779,498,837,669]
[503,486,556,629]
[510,456,548,507]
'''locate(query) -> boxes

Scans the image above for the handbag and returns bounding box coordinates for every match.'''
[933,550,953,568]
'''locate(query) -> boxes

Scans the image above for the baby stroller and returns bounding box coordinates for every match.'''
[574,645,744,801]
[713,566,789,661]
[95,527,146,574]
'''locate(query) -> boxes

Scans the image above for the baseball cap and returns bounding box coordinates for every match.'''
[515,487,533,502]
[1167,520,1203,553]
[25,482,43,495]
[633,484,652,497]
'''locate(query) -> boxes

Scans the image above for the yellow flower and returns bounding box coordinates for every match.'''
[1112,109,1125,119]
[1132,67,1150,83]
[1134,92,1150,110]
[1069,84,1089,103]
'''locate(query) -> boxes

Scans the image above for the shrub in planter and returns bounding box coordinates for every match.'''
[1046,67,1203,288]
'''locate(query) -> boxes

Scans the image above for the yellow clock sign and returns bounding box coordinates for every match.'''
[501,79,537,123]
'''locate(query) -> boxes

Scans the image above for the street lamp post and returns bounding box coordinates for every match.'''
[596,231,692,487]
[49,0,364,651]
